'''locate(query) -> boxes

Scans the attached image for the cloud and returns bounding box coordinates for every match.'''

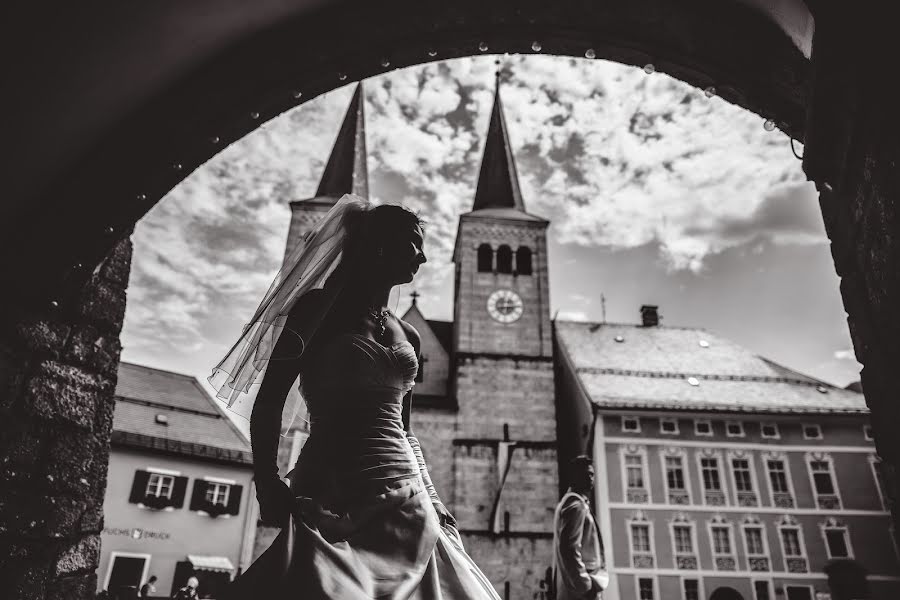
[121,54,820,378]
[833,349,857,361]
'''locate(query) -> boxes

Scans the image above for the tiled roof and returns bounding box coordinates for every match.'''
[426,319,453,354]
[555,321,867,415]
[113,363,251,461]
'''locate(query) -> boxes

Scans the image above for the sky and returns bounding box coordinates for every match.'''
[119,54,862,400]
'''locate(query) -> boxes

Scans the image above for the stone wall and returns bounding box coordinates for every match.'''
[461,533,554,599]
[801,6,900,550]
[0,238,132,599]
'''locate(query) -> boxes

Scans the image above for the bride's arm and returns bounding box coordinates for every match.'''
[250,290,324,523]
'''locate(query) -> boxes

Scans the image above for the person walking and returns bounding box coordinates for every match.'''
[139,575,157,598]
[173,577,199,600]
[553,456,608,600]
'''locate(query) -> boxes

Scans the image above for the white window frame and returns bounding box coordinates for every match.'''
[870,455,889,511]
[725,421,745,438]
[204,481,231,507]
[102,551,152,594]
[696,449,729,506]
[760,422,780,439]
[752,579,774,600]
[728,450,760,507]
[145,473,175,499]
[806,452,843,510]
[660,418,679,435]
[694,419,713,437]
[802,423,823,440]
[627,513,656,569]
[661,448,692,505]
[777,516,809,573]
[863,425,874,441]
[635,575,658,600]
[740,517,771,572]
[820,517,854,560]
[622,416,641,433]
[763,451,797,508]
[670,516,698,570]
[620,445,650,504]
[680,577,704,600]
[784,585,815,600]
[707,517,737,571]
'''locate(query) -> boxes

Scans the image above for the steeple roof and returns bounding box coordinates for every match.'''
[471,72,526,213]
[315,82,369,200]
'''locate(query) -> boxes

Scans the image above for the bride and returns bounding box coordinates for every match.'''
[210,195,501,599]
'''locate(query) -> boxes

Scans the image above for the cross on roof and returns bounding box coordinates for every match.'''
[410,290,420,304]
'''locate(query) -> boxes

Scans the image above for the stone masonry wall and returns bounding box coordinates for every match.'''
[0,238,132,600]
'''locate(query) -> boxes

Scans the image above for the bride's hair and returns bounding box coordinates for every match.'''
[342,204,423,271]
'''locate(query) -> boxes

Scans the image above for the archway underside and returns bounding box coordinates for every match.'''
[2,0,808,308]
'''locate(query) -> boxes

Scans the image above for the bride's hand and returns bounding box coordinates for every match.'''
[433,502,457,528]
[256,476,294,527]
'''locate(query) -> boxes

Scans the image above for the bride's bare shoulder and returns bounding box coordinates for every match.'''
[398,318,421,354]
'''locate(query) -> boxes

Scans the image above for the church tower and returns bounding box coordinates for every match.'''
[448,70,559,597]
[282,82,369,261]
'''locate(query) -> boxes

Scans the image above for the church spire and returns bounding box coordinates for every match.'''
[316,82,369,200]
[471,67,526,212]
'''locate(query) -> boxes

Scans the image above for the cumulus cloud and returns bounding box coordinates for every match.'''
[833,349,857,361]
[121,55,817,377]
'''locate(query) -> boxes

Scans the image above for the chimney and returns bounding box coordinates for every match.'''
[640,305,660,327]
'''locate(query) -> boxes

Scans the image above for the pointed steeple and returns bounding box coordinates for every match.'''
[471,70,526,212]
[316,82,369,200]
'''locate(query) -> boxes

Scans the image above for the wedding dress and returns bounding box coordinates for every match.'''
[226,333,500,599]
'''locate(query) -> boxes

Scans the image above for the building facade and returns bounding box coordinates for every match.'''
[554,314,900,600]
[98,362,257,598]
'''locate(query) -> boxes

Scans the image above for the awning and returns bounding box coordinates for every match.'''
[187,555,235,572]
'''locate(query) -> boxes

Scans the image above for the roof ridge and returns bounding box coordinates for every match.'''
[190,378,251,446]
[119,360,201,381]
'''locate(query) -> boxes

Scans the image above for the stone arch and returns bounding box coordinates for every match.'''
[709,587,744,600]
[4,0,811,300]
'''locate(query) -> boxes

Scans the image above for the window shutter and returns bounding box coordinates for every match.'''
[170,476,189,508]
[189,479,207,511]
[129,470,151,503]
[226,485,244,515]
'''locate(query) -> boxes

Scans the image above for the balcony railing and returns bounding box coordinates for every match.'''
[626,489,649,504]
[786,557,809,573]
[704,490,726,506]
[632,554,654,569]
[817,494,841,510]
[736,491,758,507]
[715,556,736,571]
[773,492,795,508]
[668,490,690,505]
[748,557,770,572]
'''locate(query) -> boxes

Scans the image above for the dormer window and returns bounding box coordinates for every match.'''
[660,418,679,435]
[802,424,823,440]
[726,422,745,438]
[622,416,641,433]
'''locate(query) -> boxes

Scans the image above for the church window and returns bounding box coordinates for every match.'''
[496,245,513,274]
[477,244,493,272]
[515,246,532,275]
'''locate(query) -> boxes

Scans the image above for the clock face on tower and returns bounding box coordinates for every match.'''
[487,289,524,323]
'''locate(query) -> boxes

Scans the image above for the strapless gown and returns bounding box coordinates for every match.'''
[225,334,501,599]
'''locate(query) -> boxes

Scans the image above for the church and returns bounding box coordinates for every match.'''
[267,78,895,600]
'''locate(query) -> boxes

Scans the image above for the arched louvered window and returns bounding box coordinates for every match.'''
[496,245,513,274]
[516,247,532,275]
[477,244,494,272]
